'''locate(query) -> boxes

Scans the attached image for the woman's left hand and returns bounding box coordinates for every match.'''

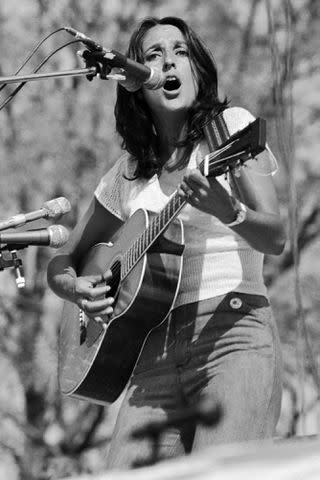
[177,164,286,256]
[178,169,236,223]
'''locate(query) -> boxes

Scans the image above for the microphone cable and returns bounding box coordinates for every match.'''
[0,30,83,111]
[0,27,66,93]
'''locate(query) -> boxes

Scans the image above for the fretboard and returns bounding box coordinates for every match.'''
[121,190,187,279]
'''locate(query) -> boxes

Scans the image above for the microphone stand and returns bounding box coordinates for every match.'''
[0,51,116,284]
[0,67,97,85]
[130,402,222,468]
[0,244,26,288]
[0,49,122,87]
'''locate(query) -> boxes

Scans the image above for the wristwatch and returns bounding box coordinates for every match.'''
[225,201,247,227]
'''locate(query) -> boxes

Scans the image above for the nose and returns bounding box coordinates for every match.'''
[163,51,175,71]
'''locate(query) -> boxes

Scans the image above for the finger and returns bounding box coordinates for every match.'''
[79,298,89,311]
[102,269,113,282]
[185,175,209,191]
[84,284,111,300]
[84,297,115,314]
[90,316,109,328]
[177,183,193,200]
[86,271,112,287]
[86,307,114,324]
[186,193,200,206]
[87,274,105,286]
[181,182,203,201]
[184,169,206,185]
[206,175,225,191]
[88,270,112,285]
[92,306,114,318]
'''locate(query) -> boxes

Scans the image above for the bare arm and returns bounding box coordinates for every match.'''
[178,150,286,255]
[47,197,123,316]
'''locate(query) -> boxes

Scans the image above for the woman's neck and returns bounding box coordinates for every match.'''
[153,112,188,167]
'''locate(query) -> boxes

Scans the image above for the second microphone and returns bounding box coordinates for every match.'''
[0,225,70,249]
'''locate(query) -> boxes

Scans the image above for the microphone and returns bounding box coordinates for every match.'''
[0,197,71,231]
[0,225,70,249]
[64,27,165,92]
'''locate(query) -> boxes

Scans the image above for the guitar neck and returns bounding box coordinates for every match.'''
[121,117,266,280]
[121,191,186,280]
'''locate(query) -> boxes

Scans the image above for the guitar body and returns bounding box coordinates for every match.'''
[58,208,184,404]
[58,118,266,405]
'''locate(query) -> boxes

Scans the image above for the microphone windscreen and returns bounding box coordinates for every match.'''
[145,68,165,90]
[48,225,70,248]
[44,197,71,218]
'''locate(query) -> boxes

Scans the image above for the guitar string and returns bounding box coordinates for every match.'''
[105,144,252,292]
[104,139,254,292]
[119,140,250,274]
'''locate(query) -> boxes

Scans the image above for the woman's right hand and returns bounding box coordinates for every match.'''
[72,271,114,323]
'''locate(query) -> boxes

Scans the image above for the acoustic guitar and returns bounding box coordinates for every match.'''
[58,117,266,404]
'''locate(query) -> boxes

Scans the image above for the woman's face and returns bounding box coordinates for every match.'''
[141,24,198,122]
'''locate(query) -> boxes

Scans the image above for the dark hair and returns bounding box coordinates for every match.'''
[114,16,228,179]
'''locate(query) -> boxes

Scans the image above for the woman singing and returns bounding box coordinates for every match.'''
[47,16,286,470]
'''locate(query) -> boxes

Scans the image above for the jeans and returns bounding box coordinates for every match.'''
[106,291,283,470]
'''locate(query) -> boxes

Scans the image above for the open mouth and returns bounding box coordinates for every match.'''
[163,76,181,92]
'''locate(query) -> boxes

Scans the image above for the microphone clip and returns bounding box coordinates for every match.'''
[0,247,25,289]
[79,49,113,81]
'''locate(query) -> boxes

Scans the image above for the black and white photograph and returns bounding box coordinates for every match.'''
[0,1,320,479]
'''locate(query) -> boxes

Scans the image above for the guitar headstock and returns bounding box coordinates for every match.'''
[201,118,266,177]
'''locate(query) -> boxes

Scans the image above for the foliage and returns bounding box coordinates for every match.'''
[0,0,319,478]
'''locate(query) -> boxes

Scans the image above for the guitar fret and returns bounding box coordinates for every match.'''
[163,208,168,228]
[161,208,166,228]
[165,204,170,223]
[167,200,172,219]
[155,215,160,236]
[130,245,135,267]
[121,118,261,280]
[150,218,155,243]
[122,251,128,278]
[129,245,134,269]
[133,243,139,265]
[143,228,147,248]
[125,249,130,274]
[147,225,152,245]
[140,231,146,255]
[138,234,143,258]
[153,217,158,240]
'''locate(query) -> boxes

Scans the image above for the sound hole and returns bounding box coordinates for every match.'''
[109,258,121,301]
[78,258,122,346]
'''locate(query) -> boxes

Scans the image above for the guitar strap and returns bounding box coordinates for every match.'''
[202,109,231,151]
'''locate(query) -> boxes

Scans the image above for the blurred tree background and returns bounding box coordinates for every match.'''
[0,0,319,478]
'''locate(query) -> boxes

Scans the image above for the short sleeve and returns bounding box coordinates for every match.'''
[222,106,256,135]
[223,107,278,176]
[94,153,135,221]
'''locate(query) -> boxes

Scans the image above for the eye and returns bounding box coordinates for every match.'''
[176,48,189,56]
[145,51,162,62]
